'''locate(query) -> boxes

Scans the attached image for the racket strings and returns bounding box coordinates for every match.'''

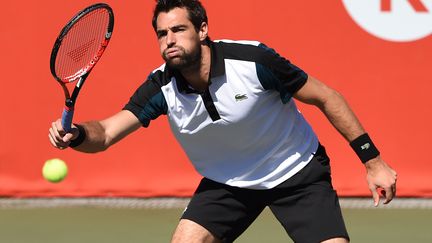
[67,38,96,63]
[55,8,110,82]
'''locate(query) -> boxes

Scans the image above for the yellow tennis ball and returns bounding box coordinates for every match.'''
[42,158,68,183]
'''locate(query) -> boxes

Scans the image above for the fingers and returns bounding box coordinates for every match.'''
[366,159,398,207]
[48,119,71,149]
[371,187,380,207]
[369,178,397,206]
[383,182,397,205]
[383,170,397,204]
[370,184,396,206]
[63,132,74,143]
[382,188,392,204]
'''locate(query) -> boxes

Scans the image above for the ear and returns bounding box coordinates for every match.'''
[198,22,208,41]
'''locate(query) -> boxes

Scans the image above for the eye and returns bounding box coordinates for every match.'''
[172,25,186,33]
[157,30,167,39]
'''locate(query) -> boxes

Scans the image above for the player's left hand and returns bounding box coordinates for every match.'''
[364,156,397,206]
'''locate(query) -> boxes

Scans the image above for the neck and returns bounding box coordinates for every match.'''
[181,43,211,92]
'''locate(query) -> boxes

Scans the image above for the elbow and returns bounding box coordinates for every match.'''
[316,88,345,111]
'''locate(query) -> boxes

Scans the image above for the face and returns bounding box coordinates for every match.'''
[156,7,207,70]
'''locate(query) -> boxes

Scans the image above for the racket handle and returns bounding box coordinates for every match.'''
[61,107,74,133]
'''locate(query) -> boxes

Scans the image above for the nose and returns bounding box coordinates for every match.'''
[166,30,175,47]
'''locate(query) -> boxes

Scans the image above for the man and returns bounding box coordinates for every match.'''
[49,0,397,242]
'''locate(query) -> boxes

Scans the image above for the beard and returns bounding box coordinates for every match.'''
[163,43,201,71]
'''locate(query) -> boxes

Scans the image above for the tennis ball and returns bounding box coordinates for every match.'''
[42,158,68,183]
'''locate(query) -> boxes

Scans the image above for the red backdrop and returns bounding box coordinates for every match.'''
[1,0,431,197]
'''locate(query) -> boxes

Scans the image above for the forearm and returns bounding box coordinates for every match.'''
[71,121,112,153]
[49,110,141,153]
[70,110,142,153]
[317,89,365,142]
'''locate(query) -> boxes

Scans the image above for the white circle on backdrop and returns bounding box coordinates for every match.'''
[342,0,432,42]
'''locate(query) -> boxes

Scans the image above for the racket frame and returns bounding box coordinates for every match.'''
[50,3,114,132]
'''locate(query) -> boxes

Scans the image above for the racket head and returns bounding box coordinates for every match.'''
[50,3,114,132]
[50,3,114,89]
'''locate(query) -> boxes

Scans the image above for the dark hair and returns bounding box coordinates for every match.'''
[152,0,209,36]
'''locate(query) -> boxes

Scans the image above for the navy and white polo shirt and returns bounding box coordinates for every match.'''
[124,40,319,189]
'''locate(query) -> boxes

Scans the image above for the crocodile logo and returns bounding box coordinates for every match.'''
[235,94,248,102]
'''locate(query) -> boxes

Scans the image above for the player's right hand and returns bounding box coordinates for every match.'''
[48,119,79,149]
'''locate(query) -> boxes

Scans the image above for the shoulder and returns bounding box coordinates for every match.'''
[213,39,282,64]
[146,63,171,86]
[129,63,171,100]
[214,39,262,46]
[214,39,265,53]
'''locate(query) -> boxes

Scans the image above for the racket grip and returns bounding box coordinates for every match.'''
[61,107,74,133]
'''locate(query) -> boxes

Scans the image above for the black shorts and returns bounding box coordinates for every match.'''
[181,144,349,243]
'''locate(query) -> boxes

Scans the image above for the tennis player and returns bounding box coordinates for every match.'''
[49,0,397,242]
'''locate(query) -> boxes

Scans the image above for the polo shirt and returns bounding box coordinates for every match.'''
[124,40,319,189]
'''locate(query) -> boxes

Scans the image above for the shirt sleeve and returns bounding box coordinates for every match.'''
[255,43,308,103]
[122,72,168,127]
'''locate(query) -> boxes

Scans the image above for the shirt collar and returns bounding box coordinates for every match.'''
[168,41,226,94]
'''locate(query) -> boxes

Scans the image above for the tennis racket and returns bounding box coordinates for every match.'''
[50,3,114,133]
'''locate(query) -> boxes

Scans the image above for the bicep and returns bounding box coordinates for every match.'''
[100,110,142,145]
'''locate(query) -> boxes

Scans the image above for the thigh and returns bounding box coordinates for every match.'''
[268,148,349,243]
[269,185,349,243]
[181,178,265,243]
[171,219,221,243]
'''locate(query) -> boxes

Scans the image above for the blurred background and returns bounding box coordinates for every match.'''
[1,1,432,242]
[1,0,430,198]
